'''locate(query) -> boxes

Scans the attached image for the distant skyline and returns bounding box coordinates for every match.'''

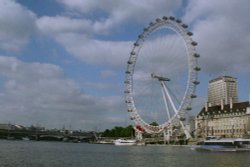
[0,0,250,131]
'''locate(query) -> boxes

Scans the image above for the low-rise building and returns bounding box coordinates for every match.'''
[0,123,14,130]
[0,123,26,130]
[195,101,250,139]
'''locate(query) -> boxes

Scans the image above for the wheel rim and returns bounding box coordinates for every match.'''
[125,16,200,134]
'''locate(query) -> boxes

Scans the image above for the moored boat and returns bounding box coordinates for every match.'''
[192,138,250,152]
[114,138,137,146]
[22,137,30,141]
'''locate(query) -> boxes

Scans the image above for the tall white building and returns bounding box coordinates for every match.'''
[208,76,238,106]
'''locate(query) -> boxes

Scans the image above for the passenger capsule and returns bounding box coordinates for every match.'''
[193,53,200,58]
[125,100,131,103]
[182,24,188,28]
[124,80,130,84]
[176,19,182,23]
[191,41,198,46]
[194,66,201,71]
[124,90,130,94]
[192,80,200,85]
[187,32,193,36]
[127,60,133,64]
[162,16,168,20]
[125,71,130,74]
[138,34,143,39]
[131,51,136,55]
[180,117,186,121]
[156,18,161,22]
[191,94,197,98]
[186,107,192,110]
[169,16,175,20]
[134,42,139,47]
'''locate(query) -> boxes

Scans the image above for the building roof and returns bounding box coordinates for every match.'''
[209,75,237,83]
[197,101,250,117]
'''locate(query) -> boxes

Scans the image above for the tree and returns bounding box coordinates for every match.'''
[102,125,134,137]
[150,122,159,126]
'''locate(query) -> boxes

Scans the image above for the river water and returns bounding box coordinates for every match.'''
[0,140,250,167]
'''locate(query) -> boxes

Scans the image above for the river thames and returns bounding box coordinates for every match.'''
[1,140,250,167]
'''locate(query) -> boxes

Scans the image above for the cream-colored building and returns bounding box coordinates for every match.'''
[195,102,250,139]
[208,76,238,106]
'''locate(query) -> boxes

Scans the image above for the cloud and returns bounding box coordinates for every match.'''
[184,0,250,75]
[83,81,115,90]
[0,0,36,52]
[36,0,184,67]
[100,70,117,78]
[58,35,132,66]
[58,0,182,26]
[37,16,93,35]
[37,16,132,67]
[0,56,125,130]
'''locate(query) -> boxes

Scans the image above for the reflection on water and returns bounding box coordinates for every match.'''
[0,140,250,167]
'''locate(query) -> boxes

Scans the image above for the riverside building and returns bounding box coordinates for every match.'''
[195,101,250,138]
[195,76,250,139]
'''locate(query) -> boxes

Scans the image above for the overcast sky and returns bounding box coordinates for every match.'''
[0,0,250,131]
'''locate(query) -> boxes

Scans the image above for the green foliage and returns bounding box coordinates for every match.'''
[150,122,159,126]
[102,125,134,137]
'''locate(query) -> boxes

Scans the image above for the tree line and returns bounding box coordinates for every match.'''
[101,122,159,138]
[101,125,134,138]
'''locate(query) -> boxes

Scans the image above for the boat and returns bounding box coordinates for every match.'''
[96,140,113,144]
[114,138,137,146]
[192,137,250,152]
[22,137,30,141]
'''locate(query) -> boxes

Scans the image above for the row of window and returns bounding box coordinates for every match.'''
[206,128,246,134]
[200,111,245,117]
[211,117,246,125]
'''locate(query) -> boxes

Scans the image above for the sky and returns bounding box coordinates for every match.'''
[0,0,250,131]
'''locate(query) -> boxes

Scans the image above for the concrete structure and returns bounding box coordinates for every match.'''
[195,102,250,139]
[0,124,12,130]
[0,124,26,130]
[208,76,238,106]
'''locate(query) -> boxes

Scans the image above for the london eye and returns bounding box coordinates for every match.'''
[124,16,200,139]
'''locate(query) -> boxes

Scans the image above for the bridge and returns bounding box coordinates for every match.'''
[0,129,95,142]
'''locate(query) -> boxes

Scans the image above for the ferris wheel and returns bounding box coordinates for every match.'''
[124,16,200,138]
